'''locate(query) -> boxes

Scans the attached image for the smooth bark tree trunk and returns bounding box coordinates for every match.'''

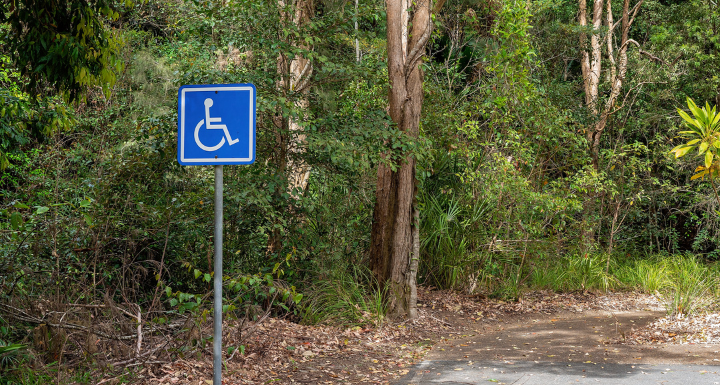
[577,0,643,249]
[369,0,432,319]
[355,0,360,63]
[283,0,314,196]
[579,0,644,169]
[268,0,314,254]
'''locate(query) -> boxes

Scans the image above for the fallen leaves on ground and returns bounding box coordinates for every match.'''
[123,289,688,384]
[625,312,720,345]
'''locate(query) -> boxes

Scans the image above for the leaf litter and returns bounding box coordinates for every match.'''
[124,288,720,384]
[624,312,720,345]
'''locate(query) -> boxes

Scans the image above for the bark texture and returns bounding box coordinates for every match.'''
[369,0,432,319]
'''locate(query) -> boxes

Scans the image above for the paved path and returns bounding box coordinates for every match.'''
[397,310,720,384]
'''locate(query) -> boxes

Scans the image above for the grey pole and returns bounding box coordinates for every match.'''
[213,165,223,384]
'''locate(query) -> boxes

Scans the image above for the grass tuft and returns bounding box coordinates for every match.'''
[300,266,387,327]
[660,255,718,317]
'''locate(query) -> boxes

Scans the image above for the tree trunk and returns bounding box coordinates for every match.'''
[268,0,314,254]
[355,0,360,63]
[579,0,603,118]
[283,0,314,196]
[577,0,643,250]
[579,0,644,169]
[369,0,432,319]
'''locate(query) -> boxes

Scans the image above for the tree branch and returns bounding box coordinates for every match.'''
[611,0,642,31]
[404,22,433,78]
[625,39,668,65]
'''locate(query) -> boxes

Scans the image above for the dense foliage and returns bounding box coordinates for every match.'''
[2,0,720,381]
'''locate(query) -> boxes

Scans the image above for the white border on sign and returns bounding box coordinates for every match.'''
[179,86,255,163]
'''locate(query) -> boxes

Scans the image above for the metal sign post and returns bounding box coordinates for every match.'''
[177,84,256,385]
[213,164,223,383]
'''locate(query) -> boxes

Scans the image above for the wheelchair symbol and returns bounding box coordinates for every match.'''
[194,98,240,151]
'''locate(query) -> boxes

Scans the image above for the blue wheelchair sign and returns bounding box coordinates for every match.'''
[177,84,256,165]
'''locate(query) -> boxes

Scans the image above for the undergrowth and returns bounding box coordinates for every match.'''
[487,252,720,316]
[300,265,387,327]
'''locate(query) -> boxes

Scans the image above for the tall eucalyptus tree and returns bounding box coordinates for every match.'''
[370,0,433,319]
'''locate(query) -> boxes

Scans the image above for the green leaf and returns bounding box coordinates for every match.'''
[35,206,49,214]
[169,298,178,307]
[705,151,713,168]
[678,109,703,131]
[674,146,694,158]
[0,344,25,355]
[688,98,704,120]
[10,212,23,230]
[194,269,201,279]
[671,143,686,152]
[712,113,720,127]
[204,273,212,282]
[700,141,709,154]
[679,130,701,135]
[165,286,172,297]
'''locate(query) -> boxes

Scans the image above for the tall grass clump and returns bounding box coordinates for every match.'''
[660,254,718,317]
[614,255,671,293]
[618,254,720,316]
[531,253,617,292]
[300,266,387,327]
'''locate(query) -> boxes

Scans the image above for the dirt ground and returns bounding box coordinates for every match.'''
[125,289,720,385]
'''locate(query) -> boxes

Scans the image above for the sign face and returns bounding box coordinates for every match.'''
[177,84,256,165]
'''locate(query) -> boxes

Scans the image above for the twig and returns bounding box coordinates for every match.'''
[96,375,125,385]
[136,305,142,357]
[428,314,452,326]
[0,303,181,341]
[227,343,242,362]
[238,293,277,345]
[150,219,172,313]
[109,344,165,367]
[626,39,667,65]
[120,360,167,368]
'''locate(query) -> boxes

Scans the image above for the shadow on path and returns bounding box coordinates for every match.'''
[396,310,720,384]
[397,360,720,384]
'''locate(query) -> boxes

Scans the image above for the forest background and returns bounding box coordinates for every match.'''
[1,0,720,382]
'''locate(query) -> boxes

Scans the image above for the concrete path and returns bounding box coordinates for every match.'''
[397,310,720,384]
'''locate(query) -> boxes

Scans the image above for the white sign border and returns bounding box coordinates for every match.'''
[178,85,255,165]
